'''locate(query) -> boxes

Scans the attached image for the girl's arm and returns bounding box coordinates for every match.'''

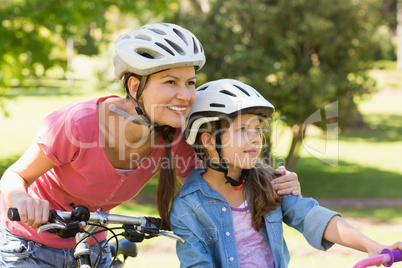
[0,142,54,228]
[170,216,215,267]
[323,215,385,256]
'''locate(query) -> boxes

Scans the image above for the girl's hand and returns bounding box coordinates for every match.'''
[12,195,49,228]
[389,241,402,252]
[366,242,387,257]
[369,242,402,267]
[272,166,301,196]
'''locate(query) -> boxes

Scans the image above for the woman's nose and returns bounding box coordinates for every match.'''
[176,84,192,102]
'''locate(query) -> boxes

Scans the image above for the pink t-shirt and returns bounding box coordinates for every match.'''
[0,96,197,248]
[231,204,275,268]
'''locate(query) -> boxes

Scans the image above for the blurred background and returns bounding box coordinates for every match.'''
[1,0,402,267]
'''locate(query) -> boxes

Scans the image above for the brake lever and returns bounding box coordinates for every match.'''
[39,210,83,238]
[159,231,185,243]
[38,223,68,234]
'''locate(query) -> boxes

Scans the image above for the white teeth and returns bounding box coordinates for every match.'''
[167,106,186,111]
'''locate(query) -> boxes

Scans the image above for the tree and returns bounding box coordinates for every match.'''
[174,0,384,170]
[0,0,176,88]
[0,0,177,114]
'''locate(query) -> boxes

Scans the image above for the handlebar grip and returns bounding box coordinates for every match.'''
[145,216,171,231]
[381,249,402,267]
[7,208,20,221]
[7,208,54,222]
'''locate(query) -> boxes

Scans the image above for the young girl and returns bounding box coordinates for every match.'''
[170,79,401,267]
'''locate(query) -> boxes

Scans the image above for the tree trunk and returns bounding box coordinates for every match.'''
[260,131,273,165]
[398,0,402,70]
[67,38,74,87]
[285,123,305,171]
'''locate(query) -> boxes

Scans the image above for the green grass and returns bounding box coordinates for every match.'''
[0,78,109,158]
[296,158,402,198]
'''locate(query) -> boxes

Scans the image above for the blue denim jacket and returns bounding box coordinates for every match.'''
[170,168,340,268]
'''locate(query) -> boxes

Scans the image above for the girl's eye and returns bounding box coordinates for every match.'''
[166,80,175,84]
[187,80,196,86]
[239,127,247,132]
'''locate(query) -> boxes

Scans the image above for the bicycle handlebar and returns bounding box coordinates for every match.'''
[8,207,148,227]
[7,205,183,242]
[8,204,183,268]
[353,249,402,268]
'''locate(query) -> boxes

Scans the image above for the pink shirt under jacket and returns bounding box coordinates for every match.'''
[0,96,197,249]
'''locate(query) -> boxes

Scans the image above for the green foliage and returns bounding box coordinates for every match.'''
[175,0,387,169]
[0,0,178,87]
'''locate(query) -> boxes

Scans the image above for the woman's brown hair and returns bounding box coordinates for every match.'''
[123,73,180,227]
[157,126,180,227]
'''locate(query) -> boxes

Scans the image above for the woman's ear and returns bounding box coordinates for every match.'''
[201,133,216,151]
[127,76,140,100]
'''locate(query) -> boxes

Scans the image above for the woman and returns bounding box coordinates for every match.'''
[0,23,299,266]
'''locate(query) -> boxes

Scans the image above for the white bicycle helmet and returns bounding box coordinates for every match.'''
[114,23,206,79]
[184,79,275,145]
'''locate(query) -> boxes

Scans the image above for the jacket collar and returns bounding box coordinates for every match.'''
[179,168,226,201]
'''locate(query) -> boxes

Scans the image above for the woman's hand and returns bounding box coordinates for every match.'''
[0,142,54,228]
[272,166,301,196]
[12,194,49,228]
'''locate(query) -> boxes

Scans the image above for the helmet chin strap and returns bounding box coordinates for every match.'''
[204,121,250,191]
[110,75,170,133]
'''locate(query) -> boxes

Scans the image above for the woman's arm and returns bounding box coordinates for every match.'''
[323,215,385,256]
[0,142,54,228]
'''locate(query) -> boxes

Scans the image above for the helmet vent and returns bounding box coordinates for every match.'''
[197,86,207,91]
[135,48,164,59]
[165,39,185,56]
[173,28,188,45]
[155,42,175,56]
[210,103,225,108]
[135,34,152,41]
[220,90,237,97]
[233,84,250,96]
[139,53,154,59]
[192,37,199,54]
[148,28,167,35]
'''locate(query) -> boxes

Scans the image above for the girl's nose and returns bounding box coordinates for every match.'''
[248,131,261,144]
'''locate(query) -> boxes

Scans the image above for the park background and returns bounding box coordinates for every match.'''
[1,1,402,267]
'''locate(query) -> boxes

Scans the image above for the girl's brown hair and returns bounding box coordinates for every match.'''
[247,162,283,230]
[194,116,283,231]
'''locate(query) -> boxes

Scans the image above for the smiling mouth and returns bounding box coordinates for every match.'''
[167,105,187,112]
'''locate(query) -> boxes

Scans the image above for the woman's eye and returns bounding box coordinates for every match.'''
[239,127,247,132]
[187,80,196,86]
[166,80,175,84]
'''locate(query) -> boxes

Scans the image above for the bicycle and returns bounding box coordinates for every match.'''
[7,203,184,268]
[353,248,402,268]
